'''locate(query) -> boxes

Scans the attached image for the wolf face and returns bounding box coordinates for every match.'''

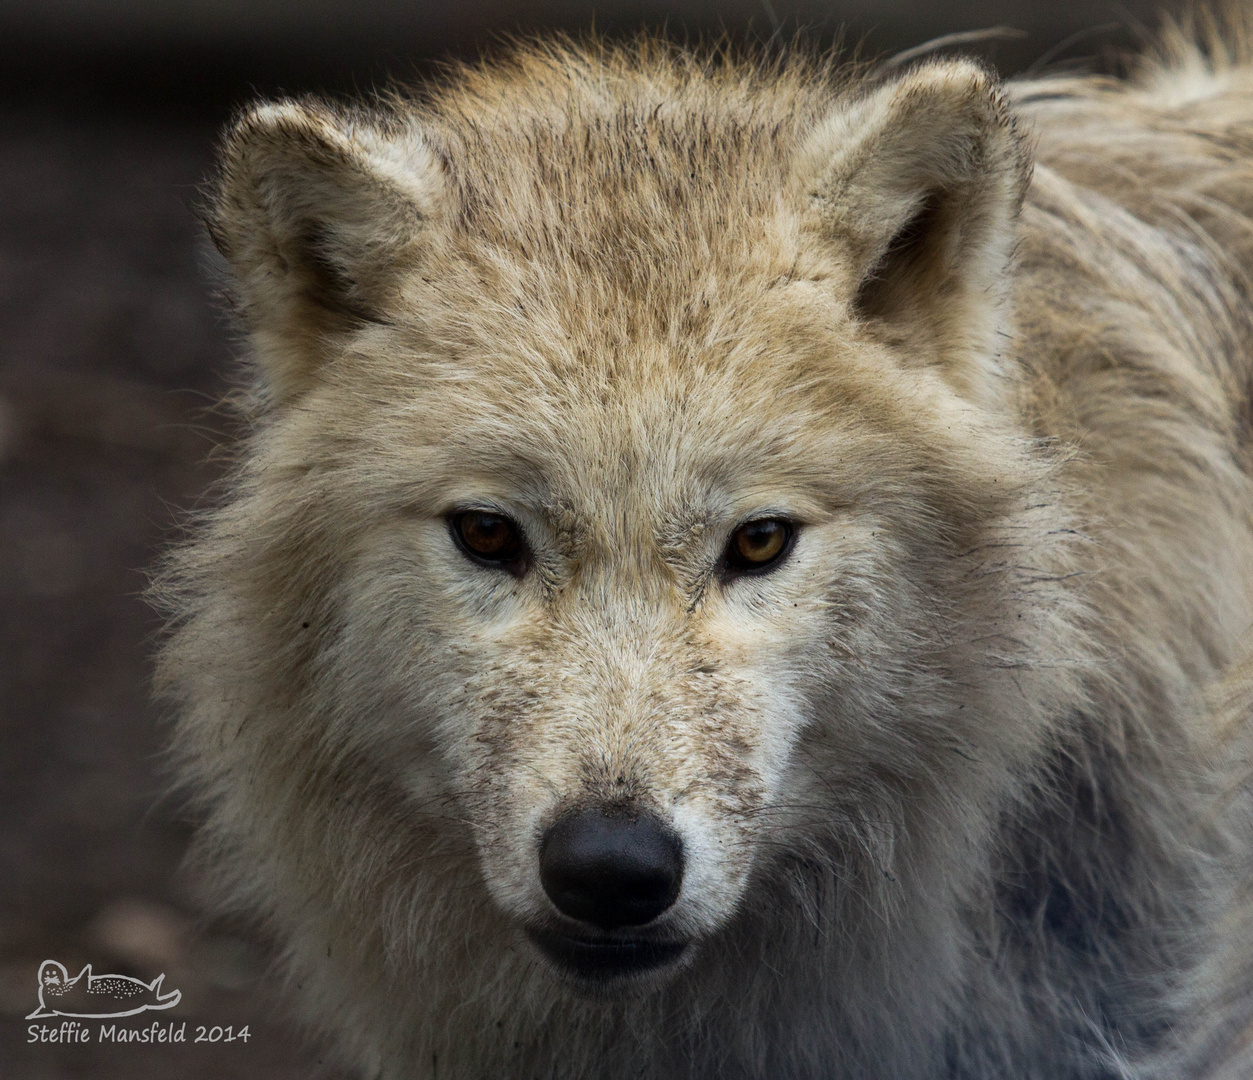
[185,56,1070,995]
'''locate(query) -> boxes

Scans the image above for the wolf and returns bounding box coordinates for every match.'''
[155,15,1253,1080]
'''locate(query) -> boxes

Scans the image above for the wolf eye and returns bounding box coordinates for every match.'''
[450,510,527,572]
[723,518,794,575]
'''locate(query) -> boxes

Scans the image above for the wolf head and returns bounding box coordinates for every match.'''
[174,49,1075,1002]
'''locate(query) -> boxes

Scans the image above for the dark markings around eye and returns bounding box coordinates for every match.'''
[722,518,796,577]
[450,510,529,576]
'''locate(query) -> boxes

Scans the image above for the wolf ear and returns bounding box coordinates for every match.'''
[802,60,1031,405]
[210,100,445,403]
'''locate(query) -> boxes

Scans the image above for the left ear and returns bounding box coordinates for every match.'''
[801,59,1032,405]
[209,100,447,406]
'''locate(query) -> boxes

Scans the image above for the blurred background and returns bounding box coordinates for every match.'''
[0,0,1194,1076]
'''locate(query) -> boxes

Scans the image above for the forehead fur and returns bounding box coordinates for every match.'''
[379,43,859,395]
[427,40,844,235]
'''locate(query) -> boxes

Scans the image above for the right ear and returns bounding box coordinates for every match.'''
[209,100,446,404]
[797,60,1030,408]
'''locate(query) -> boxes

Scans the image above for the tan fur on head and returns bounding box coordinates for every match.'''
[158,21,1253,1080]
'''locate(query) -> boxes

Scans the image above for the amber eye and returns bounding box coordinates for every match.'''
[723,518,794,575]
[450,510,526,571]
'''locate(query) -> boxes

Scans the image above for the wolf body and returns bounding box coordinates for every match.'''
[157,22,1253,1080]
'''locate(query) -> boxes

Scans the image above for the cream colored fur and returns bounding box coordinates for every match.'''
[156,17,1253,1079]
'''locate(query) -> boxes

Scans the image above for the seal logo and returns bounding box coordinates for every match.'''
[25,960,182,1020]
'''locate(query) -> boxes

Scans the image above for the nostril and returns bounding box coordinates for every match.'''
[539,809,684,930]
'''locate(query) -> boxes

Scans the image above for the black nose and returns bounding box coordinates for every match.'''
[539,809,684,930]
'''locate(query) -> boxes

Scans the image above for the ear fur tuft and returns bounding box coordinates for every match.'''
[801,60,1032,405]
[209,100,446,404]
